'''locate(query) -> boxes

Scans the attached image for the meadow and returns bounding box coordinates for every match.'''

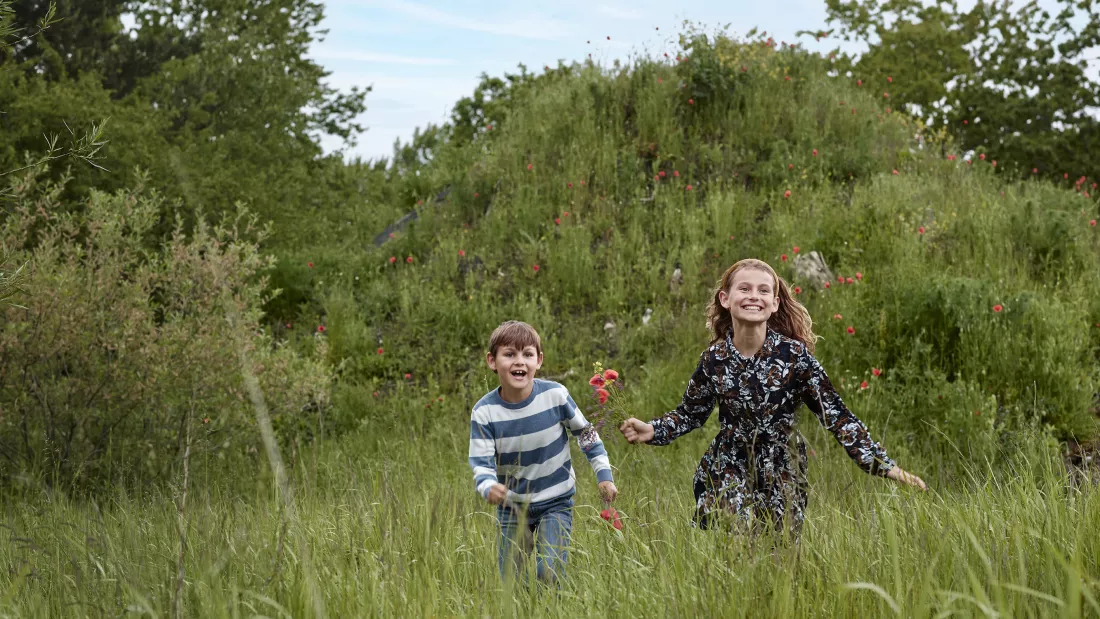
[1,21,1099,618]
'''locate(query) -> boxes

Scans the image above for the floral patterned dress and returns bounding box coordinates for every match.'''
[648,328,895,534]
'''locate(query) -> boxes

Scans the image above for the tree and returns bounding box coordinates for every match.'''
[819,0,1100,180]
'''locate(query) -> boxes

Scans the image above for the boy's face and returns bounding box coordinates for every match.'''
[486,344,543,393]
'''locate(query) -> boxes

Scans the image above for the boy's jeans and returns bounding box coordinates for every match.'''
[497,495,573,585]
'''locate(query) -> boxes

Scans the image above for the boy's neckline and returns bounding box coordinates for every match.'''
[494,381,539,408]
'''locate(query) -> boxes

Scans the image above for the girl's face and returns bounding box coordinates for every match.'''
[719,267,779,325]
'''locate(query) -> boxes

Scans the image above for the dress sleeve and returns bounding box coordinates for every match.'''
[798,350,895,477]
[648,351,718,446]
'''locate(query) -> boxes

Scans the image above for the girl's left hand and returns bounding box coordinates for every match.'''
[598,480,618,503]
[887,466,928,491]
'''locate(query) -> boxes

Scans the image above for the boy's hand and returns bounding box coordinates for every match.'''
[598,480,617,503]
[887,466,928,492]
[486,483,509,504]
[619,418,655,444]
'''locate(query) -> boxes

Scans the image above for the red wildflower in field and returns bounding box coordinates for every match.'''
[856,79,863,86]
[688,99,694,105]
[307,261,313,268]
[993,304,1003,313]
[596,388,610,405]
[812,149,817,157]
[318,325,326,333]
[742,66,747,72]
[784,190,791,198]
[1065,173,1069,179]
[788,163,794,170]
[825,282,831,288]
[834,314,843,320]
[377,347,384,355]
[532,264,540,272]
[373,391,379,397]
[673,170,680,177]
[659,170,666,177]
[580,180,585,186]
[887,76,893,83]
[838,275,845,283]
[992,160,997,167]
[872,367,881,377]
[785,75,791,81]
[781,254,788,261]
[883,92,889,98]
[389,256,397,264]
[405,373,412,380]
[966,160,972,165]
[979,153,985,160]
[855,272,863,280]
[286,323,292,329]
[474,192,479,197]
[555,217,561,225]
[563,211,570,217]
[406,256,413,264]
[794,286,802,294]
[730,235,735,240]
[686,185,693,191]
[1092,220,1098,227]
[600,507,623,530]
[948,154,956,161]
[963,120,968,125]
[860,381,868,390]
[1033,168,1038,174]
[390,233,396,238]
[568,183,573,188]
[527,164,533,170]
[892,169,899,175]
[590,374,606,387]
[792,246,800,254]
[603,369,619,382]
[847,326,855,334]
[846,277,854,284]
[919,226,926,234]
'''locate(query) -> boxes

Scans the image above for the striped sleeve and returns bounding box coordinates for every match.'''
[468,407,498,498]
[560,389,614,484]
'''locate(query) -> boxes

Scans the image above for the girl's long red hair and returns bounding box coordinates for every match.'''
[705,259,818,354]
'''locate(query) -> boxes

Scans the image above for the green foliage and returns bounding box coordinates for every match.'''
[0,167,331,488]
[820,0,1100,181]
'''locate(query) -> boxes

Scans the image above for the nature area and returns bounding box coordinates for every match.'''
[1,0,1099,616]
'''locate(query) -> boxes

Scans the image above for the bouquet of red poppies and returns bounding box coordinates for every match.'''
[577,362,628,450]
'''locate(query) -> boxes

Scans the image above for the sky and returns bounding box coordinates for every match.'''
[308,0,1095,164]
[309,0,862,163]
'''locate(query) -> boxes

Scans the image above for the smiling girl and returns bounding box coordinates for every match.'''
[619,259,926,535]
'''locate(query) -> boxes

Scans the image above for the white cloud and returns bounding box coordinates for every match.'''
[312,48,456,66]
[362,0,573,40]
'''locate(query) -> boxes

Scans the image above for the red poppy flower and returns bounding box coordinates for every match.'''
[563,211,570,217]
[568,183,573,188]
[788,163,794,170]
[589,374,606,387]
[948,154,957,161]
[376,347,384,355]
[1065,173,1069,179]
[307,262,314,268]
[659,170,666,177]
[658,78,663,83]
[286,323,292,329]
[963,119,968,125]
[860,381,868,390]
[979,153,986,161]
[856,79,863,86]
[1090,220,1096,227]
[654,175,660,181]
[919,226,925,234]
[872,367,881,377]
[203,417,210,424]
[812,149,818,157]
[688,98,694,105]
[474,192,479,197]
[603,369,619,382]
[838,275,845,283]
[892,169,899,175]
[406,256,414,264]
[527,164,533,170]
[555,218,561,225]
[781,254,788,261]
[742,66,747,72]
[389,233,395,239]
[685,185,693,191]
[532,264,540,272]
[855,272,863,280]
[596,388,610,404]
[673,170,680,177]
[847,326,855,334]
[993,304,1003,313]
[846,277,854,284]
[825,282,831,288]
[833,314,843,320]
[318,325,326,333]
[784,190,792,199]
[1032,168,1038,174]
[992,160,997,168]
[785,75,791,81]
[373,391,379,398]
[793,286,802,294]
[580,180,585,185]
[883,92,889,98]
[974,410,981,416]
[793,246,800,253]
[405,373,412,380]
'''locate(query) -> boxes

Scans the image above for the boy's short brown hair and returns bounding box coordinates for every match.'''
[488,321,542,357]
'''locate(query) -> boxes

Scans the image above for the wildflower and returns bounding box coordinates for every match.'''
[883,92,889,98]
[781,254,788,261]
[596,388,610,405]
[555,218,561,225]
[1090,220,1096,227]
[686,185,693,191]
[603,369,619,382]
[673,170,680,177]
[563,211,570,217]
[856,79,863,86]
[1032,168,1038,174]
[789,163,794,170]
[389,256,397,263]
[688,99,694,105]
[527,164,533,170]
[872,367,881,377]
[825,282,831,288]
[474,192,479,197]
[919,226,925,234]
[993,304,1003,313]
[589,374,606,387]
[742,66,747,72]
[892,169,899,175]
[855,272,863,280]
[406,256,414,264]
[318,325,326,333]
[979,153,985,161]
[659,170,666,177]
[887,76,893,83]
[794,286,802,294]
[948,154,956,161]
[847,326,855,334]
[203,417,211,424]
[852,108,857,114]
[793,246,800,253]
[833,314,843,320]
[785,75,791,81]
[812,149,817,157]
[307,261,314,268]
[286,323,292,329]
[992,160,997,167]
[838,275,845,283]
[373,391,379,398]
[658,78,663,83]
[568,183,573,188]
[532,264,540,272]
[377,347,384,355]
[860,381,868,390]
[846,277,854,284]
[784,190,792,199]
[963,120,968,125]
[389,233,395,238]
[405,373,412,380]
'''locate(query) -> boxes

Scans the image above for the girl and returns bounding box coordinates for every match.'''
[619,259,926,535]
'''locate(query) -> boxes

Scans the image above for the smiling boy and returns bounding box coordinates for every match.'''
[468,320,617,585]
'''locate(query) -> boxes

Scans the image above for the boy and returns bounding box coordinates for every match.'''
[468,320,617,585]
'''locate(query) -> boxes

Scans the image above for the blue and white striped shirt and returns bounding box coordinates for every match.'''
[468,379,613,505]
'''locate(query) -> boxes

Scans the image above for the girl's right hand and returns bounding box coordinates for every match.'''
[619,418,655,444]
